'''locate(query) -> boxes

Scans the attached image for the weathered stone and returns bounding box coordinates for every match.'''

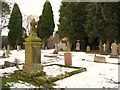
[86,46,90,52]
[23,18,43,74]
[94,55,106,63]
[76,40,80,51]
[110,41,118,57]
[103,43,106,53]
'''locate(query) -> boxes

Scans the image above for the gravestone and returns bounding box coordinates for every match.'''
[62,43,67,51]
[7,45,10,54]
[94,55,106,63]
[66,41,71,51]
[86,46,90,52]
[118,43,120,55]
[103,43,106,53]
[23,18,43,74]
[17,45,21,51]
[110,41,118,58]
[5,45,10,57]
[76,40,80,51]
[64,52,72,66]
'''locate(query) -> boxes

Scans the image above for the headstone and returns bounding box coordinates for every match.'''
[7,45,10,54]
[64,52,72,66]
[17,45,20,51]
[23,18,43,74]
[110,41,118,57]
[15,58,20,69]
[66,41,71,51]
[94,55,106,63]
[118,43,120,55]
[76,40,80,51]
[103,43,106,53]
[86,46,90,52]
[5,45,10,57]
[62,43,67,51]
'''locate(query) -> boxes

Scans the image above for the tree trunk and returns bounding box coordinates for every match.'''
[106,38,110,53]
[99,38,103,53]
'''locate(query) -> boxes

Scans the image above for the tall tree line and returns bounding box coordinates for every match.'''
[58,2,120,52]
[58,2,88,50]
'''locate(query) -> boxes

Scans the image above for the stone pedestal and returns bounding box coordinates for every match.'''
[64,52,72,66]
[23,18,42,74]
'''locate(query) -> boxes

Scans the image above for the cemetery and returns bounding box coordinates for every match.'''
[0,0,120,89]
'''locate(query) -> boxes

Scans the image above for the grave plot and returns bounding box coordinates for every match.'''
[2,64,87,89]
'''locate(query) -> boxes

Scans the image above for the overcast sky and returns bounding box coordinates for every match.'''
[2,0,62,36]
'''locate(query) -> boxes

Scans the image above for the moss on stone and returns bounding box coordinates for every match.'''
[2,64,87,88]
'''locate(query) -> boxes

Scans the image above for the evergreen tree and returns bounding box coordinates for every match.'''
[37,0,55,48]
[102,2,119,52]
[58,2,88,50]
[85,2,119,52]
[85,2,105,52]
[8,3,23,48]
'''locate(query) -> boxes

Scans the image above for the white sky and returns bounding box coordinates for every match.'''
[2,0,62,36]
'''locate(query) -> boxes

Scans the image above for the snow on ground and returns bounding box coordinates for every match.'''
[0,49,119,88]
[7,80,39,88]
[44,65,78,77]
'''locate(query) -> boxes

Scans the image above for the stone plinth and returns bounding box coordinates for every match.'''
[64,52,72,66]
[23,18,42,74]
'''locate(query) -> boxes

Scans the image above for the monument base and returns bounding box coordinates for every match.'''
[23,63,43,74]
[109,55,119,58]
[100,53,110,55]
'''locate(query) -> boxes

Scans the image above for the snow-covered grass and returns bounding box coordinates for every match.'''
[0,49,119,88]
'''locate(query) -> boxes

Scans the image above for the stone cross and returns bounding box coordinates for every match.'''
[103,43,106,53]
